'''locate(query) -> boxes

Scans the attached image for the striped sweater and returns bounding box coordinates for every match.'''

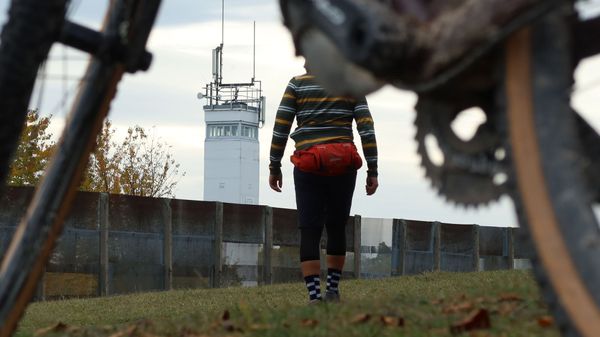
[269,74,378,177]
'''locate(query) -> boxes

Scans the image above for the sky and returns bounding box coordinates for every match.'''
[1,0,599,227]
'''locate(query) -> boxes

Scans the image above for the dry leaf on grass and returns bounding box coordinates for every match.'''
[537,316,554,327]
[301,319,319,328]
[351,313,371,324]
[249,323,271,331]
[221,320,243,333]
[178,327,209,337]
[34,322,69,336]
[497,302,520,316]
[138,332,162,337]
[443,302,474,314]
[450,309,491,334]
[431,298,444,305]
[380,315,405,327]
[469,331,493,337]
[474,297,487,304]
[107,325,138,337]
[499,293,523,302]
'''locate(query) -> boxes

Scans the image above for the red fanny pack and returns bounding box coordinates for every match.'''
[290,142,363,176]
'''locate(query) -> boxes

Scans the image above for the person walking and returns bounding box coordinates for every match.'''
[268,66,379,304]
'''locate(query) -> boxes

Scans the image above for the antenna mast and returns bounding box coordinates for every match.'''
[252,21,256,82]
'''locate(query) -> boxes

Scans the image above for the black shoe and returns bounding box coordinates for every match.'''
[324,291,340,303]
[308,298,323,306]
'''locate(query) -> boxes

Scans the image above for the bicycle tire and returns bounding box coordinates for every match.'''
[506,10,600,337]
[0,0,68,189]
[0,1,161,336]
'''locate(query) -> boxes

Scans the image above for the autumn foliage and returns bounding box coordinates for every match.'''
[7,110,54,186]
[8,111,184,198]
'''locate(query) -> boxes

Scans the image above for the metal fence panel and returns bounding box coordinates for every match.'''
[405,252,435,274]
[223,203,263,244]
[109,194,164,233]
[405,220,433,252]
[440,223,475,272]
[479,226,505,256]
[272,207,298,246]
[172,234,213,289]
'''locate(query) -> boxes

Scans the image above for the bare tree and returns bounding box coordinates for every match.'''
[117,126,184,198]
[81,119,122,194]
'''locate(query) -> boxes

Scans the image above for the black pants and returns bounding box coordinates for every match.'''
[294,167,357,262]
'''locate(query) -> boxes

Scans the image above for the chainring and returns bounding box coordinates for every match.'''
[414,90,510,206]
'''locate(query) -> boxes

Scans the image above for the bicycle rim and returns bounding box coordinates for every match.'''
[0,0,68,189]
[0,0,161,335]
[506,11,600,337]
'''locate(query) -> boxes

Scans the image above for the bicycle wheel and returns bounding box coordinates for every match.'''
[0,1,161,336]
[0,0,68,190]
[506,9,600,337]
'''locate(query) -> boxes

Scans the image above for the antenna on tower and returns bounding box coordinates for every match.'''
[252,21,256,83]
[212,0,225,85]
[199,0,264,127]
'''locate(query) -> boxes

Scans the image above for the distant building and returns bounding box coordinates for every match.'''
[199,44,265,205]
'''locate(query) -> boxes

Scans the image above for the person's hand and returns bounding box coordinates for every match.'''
[269,174,283,192]
[366,176,378,195]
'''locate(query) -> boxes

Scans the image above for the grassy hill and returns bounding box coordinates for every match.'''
[17,270,560,337]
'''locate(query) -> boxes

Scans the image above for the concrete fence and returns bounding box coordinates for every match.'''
[0,186,533,300]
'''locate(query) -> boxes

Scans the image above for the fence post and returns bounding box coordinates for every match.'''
[433,221,441,272]
[472,225,480,271]
[507,227,515,270]
[391,219,407,276]
[162,198,173,291]
[212,202,223,288]
[353,215,361,279]
[263,206,273,285]
[98,193,109,296]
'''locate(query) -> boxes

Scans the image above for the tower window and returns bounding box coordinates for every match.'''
[208,124,239,138]
[241,125,257,139]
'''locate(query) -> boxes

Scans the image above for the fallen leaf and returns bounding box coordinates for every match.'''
[249,323,271,330]
[221,319,244,333]
[443,302,474,314]
[537,316,554,327]
[34,322,69,336]
[380,315,405,327]
[469,331,492,337]
[107,325,138,337]
[498,302,519,316]
[499,293,522,302]
[450,309,491,334]
[301,319,319,328]
[139,332,162,337]
[474,297,486,304]
[179,327,209,337]
[351,313,371,324]
[429,328,448,335]
[431,298,444,305]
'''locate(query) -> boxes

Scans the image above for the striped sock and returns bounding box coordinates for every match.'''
[326,268,342,294]
[304,275,322,301]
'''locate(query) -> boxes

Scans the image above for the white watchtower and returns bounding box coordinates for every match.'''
[199,42,265,205]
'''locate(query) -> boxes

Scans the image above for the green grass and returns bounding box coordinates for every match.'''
[17,270,560,337]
